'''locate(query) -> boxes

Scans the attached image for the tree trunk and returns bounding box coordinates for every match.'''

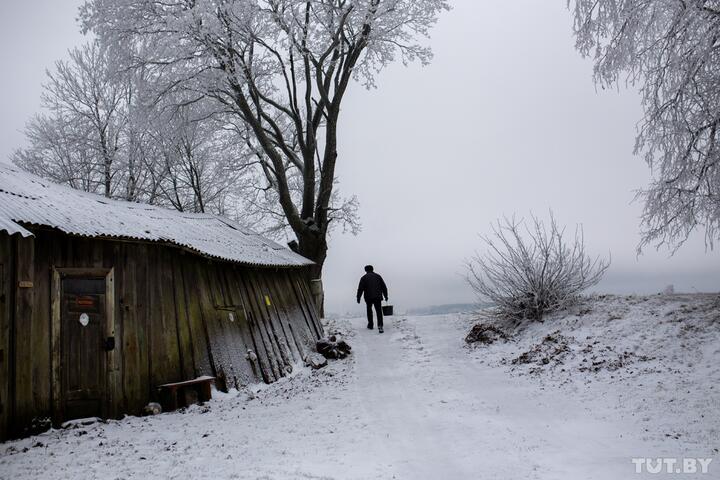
[297,230,327,318]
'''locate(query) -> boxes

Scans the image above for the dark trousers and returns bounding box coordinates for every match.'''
[366,299,383,328]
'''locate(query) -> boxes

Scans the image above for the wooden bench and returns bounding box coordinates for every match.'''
[157,375,215,412]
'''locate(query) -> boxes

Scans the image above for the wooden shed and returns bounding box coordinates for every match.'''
[0,165,323,440]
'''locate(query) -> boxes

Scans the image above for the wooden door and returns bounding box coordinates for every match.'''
[61,277,107,420]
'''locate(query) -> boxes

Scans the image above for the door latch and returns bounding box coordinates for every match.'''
[104,336,115,351]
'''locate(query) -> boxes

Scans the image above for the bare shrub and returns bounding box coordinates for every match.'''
[466,213,609,321]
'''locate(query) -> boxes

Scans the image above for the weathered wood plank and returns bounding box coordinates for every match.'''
[30,234,51,416]
[203,261,248,391]
[161,249,182,381]
[179,257,213,379]
[269,271,304,362]
[295,270,324,338]
[171,257,195,380]
[219,268,256,387]
[103,241,119,417]
[149,248,182,387]
[206,260,227,307]
[147,248,163,388]
[254,270,289,375]
[280,271,317,352]
[205,263,233,391]
[49,242,63,427]
[235,270,276,383]
[196,260,236,390]
[253,270,293,370]
[278,270,308,361]
[13,235,35,434]
[0,234,12,440]
[239,270,283,381]
[134,244,151,407]
[287,270,322,341]
[90,239,104,268]
[229,272,267,385]
[118,243,142,414]
[105,266,120,419]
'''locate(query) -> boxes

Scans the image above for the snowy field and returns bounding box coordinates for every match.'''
[1,294,718,479]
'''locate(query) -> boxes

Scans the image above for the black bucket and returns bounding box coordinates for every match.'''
[382,304,394,316]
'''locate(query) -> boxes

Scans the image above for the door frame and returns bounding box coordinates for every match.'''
[51,267,116,425]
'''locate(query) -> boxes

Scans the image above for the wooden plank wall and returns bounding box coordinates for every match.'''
[0,229,322,440]
[0,234,12,441]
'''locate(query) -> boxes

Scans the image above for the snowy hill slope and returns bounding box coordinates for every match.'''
[469,294,720,454]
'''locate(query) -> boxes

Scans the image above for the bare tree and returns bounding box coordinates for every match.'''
[569,0,720,252]
[119,68,162,202]
[149,104,250,214]
[13,113,99,192]
[80,0,450,295]
[466,213,610,321]
[14,42,128,197]
[14,40,247,219]
[39,41,125,197]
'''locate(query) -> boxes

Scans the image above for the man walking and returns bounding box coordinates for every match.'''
[356,265,388,333]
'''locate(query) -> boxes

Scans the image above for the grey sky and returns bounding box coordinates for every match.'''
[1,1,718,316]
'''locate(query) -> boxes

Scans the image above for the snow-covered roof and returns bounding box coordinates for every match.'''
[0,164,312,268]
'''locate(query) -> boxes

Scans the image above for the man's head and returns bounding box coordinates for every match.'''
[364,265,374,273]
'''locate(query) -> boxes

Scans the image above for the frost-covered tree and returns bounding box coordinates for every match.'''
[569,0,720,251]
[149,103,250,214]
[80,0,450,288]
[14,41,127,198]
[121,68,163,202]
[13,113,99,193]
[14,40,246,215]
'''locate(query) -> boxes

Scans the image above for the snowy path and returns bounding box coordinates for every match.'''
[346,315,638,479]
[1,314,669,479]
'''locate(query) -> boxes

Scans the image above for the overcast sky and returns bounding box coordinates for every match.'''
[1,1,718,316]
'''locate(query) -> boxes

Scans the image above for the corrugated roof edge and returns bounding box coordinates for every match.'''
[8,220,314,269]
[0,218,32,237]
[0,164,314,268]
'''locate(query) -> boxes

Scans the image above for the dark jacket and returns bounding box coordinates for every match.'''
[357,272,388,303]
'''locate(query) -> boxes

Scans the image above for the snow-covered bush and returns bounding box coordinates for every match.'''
[466,213,609,321]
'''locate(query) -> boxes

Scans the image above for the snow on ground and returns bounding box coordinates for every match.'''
[1,294,718,479]
[469,294,720,460]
